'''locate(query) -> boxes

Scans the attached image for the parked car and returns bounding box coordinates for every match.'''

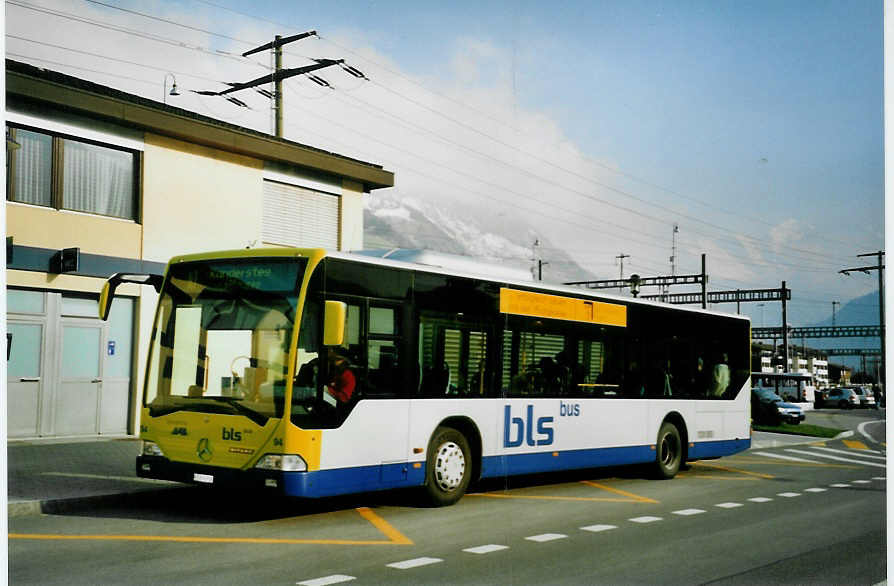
[850,386,876,408]
[822,387,860,409]
[752,388,805,425]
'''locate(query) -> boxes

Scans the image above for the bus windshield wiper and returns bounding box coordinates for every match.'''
[205,397,269,426]
[149,397,269,426]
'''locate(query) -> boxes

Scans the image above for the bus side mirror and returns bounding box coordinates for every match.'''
[323,300,348,346]
[98,272,164,321]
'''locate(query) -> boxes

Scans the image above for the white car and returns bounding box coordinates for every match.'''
[850,387,876,408]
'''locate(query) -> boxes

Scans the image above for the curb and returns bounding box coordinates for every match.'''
[8,486,180,518]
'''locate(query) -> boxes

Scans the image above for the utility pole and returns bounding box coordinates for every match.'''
[840,251,885,387]
[616,253,630,293]
[781,280,789,373]
[531,239,548,281]
[196,30,366,138]
[832,301,840,327]
[701,254,707,309]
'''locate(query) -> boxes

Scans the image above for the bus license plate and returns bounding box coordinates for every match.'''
[194,473,214,484]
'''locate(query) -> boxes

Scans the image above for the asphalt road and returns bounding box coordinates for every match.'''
[9,409,887,585]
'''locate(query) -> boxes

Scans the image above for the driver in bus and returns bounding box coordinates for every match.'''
[323,346,356,406]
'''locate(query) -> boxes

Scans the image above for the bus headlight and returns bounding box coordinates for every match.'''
[254,454,307,472]
[141,440,165,457]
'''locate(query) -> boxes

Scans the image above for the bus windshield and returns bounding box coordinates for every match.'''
[143,257,305,424]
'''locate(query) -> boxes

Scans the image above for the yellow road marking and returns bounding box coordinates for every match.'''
[691,462,774,479]
[468,493,640,503]
[355,507,412,545]
[843,439,869,450]
[469,480,658,504]
[9,507,412,546]
[580,481,659,503]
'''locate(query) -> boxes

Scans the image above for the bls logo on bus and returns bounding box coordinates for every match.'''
[503,405,554,447]
[222,427,242,441]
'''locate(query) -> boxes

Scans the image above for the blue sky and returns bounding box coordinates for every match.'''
[5,0,885,328]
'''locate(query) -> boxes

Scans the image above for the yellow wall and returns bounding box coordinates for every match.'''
[7,203,142,258]
[141,133,264,263]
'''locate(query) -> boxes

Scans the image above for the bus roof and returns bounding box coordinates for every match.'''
[165,246,750,322]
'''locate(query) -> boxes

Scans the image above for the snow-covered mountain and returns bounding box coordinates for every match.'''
[363,193,596,284]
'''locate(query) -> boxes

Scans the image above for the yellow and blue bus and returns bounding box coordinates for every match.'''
[100,247,751,506]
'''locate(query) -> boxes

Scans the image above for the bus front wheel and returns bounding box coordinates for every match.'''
[654,421,682,479]
[422,426,471,506]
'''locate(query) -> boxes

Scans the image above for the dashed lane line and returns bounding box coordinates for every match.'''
[301,476,886,583]
[297,575,356,586]
[463,544,509,554]
[629,516,663,524]
[785,449,887,468]
[672,509,706,516]
[580,524,617,533]
[386,557,443,570]
[525,533,567,543]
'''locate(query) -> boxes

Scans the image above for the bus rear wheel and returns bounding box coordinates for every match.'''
[654,421,682,479]
[422,426,471,507]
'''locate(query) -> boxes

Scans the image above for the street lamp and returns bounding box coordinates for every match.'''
[163,73,180,104]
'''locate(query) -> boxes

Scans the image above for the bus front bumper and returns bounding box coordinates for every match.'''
[137,455,295,492]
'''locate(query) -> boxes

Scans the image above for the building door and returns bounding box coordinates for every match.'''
[55,321,104,436]
[6,289,134,439]
[7,321,45,437]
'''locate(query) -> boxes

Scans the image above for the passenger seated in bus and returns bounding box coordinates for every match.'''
[709,351,730,398]
[323,346,356,406]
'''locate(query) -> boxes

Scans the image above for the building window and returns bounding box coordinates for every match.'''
[6,125,139,221]
[262,179,339,249]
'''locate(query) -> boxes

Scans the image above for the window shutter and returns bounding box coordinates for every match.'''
[262,180,339,249]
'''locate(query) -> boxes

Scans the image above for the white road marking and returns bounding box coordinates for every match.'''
[580,524,618,533]
[785,449,887,468]
[804,488,827,493]
[858,420,884,443]
[386,558,443,570]
[811,447,887,460]
[852,480,871,484]
[297,575,356,586]
[525,533,567,542]
[777,492,801,498]
[673,509,706,516]
[463,544,509,554]
[872,477,886,481]
[830,483,852,488]
[748,497,773,503]
[629,516,663,523]
[715,502,743,509]
[752,451,821,463]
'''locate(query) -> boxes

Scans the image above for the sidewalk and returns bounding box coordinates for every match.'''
[7,437,176,517]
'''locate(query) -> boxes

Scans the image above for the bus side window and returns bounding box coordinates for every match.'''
[366,306,400,396]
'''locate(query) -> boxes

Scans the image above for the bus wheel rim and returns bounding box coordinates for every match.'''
[660,435,677,467]
[434,441,465,491]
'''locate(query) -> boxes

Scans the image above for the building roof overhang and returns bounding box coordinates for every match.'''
[5,59,394,192]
